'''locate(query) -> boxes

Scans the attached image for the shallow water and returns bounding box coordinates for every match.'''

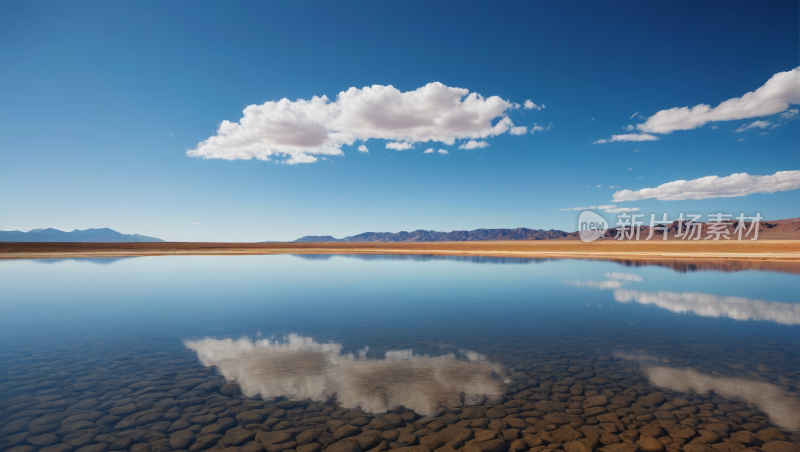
[1,255,799,452]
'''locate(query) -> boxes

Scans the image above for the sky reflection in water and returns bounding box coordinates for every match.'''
[1,254,798,429]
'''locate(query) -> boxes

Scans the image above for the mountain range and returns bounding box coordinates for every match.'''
[295,218,800,243]
[0,228,163,243]
[294,228,570,242]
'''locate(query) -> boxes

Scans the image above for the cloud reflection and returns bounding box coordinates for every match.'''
[562,280,623,289]
[184,334,506,416]
[642,366,800,431]
[613,290,800,325]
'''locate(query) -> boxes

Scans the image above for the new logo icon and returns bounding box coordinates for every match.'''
[578,210,608,242]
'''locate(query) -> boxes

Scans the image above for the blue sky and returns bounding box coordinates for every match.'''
[1,1,798,241]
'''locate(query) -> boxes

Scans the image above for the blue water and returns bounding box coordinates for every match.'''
[1,254,799,444]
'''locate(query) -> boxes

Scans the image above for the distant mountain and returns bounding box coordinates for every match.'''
[294,228,569,243]
[293,236,341,243]
[563,219,800,240]
[0,228,164,243]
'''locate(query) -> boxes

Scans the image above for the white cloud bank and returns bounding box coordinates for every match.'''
[593,133,659,144]
[637,67,800,134]
[184,334,505,415]
[357,145,369,153]
[188,83,532,164]
[612,170,800,202]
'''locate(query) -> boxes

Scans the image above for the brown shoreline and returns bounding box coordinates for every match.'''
[2,240,800,262]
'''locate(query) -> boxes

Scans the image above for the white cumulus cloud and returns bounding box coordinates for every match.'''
[637,67,800,134]
[386,142,413,151]
[523,100,544,110]
[357,144,369,153]
[188,82,526,164]
[438,149,449,155]
[605,207,640,213]
[594,133,659,144]
[780,108,799,119]
[612,170,800,202]
[423,148,435,154]
[734,120,772,132]
[459,140,490,149]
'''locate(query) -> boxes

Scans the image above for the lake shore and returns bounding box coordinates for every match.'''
[2,240,800,263]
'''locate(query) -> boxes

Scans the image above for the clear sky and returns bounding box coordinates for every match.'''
[1,1,798,241]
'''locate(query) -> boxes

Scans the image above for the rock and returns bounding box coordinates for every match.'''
[74,445,109,452]
[231,430,257,446]
[544,425,583,443]
[543,413,572,425]
[351,417,371,427]
[238,410,269,424]
[298,444,322,452]
[475,430,496,443]
[636,436,663,452]
[188,433,222,452]
[684,440,716,452]
[585,395,608,408]
[638,427,663,438]
[472,439,509,452]
[131,444,151,452]
[600,444,639,452]
[638,393,665,407]
[296,430,321,446]
[358,435,381,450]
[40,444,73,452]
[381,431,399,442]
[324,441,362,452]
[67,435,94,448]
[170,429,197,449]
[381,414,404,428]
[335,425,362,439]
[108,403,137,416]
[662,425,695,439]
[756,429,787,442]
[109,437,134,449]
[241,441,267,452]
[220,384,240,397]
[0,418,31,435]
[257,431,293,447]
[729,431,760,447]
[6,446,36,452]
[502,429,519,441]
[365,419,393,431]
[535,401,567,412]
[27,435,60,447]
[485,408,506,419]
[459,408,484,420]
[564,440,592,452]
[696,431,721,444]
[419,436,446,450]
[761,442,800,452]
[397,434,417,446]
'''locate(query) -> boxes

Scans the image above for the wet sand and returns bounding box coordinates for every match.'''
[2,241,800,263]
